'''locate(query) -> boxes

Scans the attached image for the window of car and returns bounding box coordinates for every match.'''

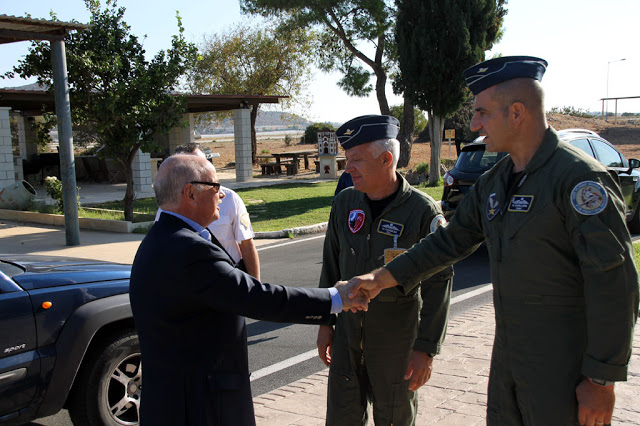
[456,146,507,173]
[568,138,594,157]
[590,139,623,167]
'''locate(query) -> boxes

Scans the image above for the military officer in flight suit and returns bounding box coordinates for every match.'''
[344,57,639,426]
[318,115,453,425]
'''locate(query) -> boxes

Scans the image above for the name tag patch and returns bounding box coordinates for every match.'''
[508,195,534,212]
[377,219,404,237]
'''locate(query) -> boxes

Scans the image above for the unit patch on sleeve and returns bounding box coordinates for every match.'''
[348,209,366,233]
[377,219,404,237]
[571,181,608,215]
[486,192,500,221]
[430,214,447,233]
[508,195,534,212]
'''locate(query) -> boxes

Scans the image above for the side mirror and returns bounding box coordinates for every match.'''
[629,158,640,169]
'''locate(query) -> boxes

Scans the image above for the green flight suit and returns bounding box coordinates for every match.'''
[320,173,453,426]
[386,128,639,425]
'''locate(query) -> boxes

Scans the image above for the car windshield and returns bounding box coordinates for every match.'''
[456,147,507,173]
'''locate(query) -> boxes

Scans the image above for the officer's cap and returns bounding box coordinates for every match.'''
[336,115,400,150]
[463,56,548,95]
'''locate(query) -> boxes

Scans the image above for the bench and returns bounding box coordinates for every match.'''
[260,162,280,175]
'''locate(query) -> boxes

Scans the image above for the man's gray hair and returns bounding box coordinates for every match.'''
[154,154,212,209]
[369,138,400,168]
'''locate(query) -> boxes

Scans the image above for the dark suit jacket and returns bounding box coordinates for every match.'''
[129,213,332,426]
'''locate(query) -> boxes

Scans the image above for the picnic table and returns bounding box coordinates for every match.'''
[259,149,317,175]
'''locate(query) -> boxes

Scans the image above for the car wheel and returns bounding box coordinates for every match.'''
[68,330,141,426]
[628,206,640,234]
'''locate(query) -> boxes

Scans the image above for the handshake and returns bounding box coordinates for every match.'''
[334,268,395,312]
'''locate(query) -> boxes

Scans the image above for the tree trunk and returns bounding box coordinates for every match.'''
[122,145,139,222]
[427,111,445,185]
[397,94,415,168]
[374,66,390,116]
[250,106,258,164]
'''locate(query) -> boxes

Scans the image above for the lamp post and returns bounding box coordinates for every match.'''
[606,58,626,121]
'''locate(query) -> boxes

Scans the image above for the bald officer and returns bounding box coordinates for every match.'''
[318,115,453,425]
[344,57,639,426]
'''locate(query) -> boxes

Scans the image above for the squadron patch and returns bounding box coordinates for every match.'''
[508,195,534,212]
[377,219,404,237]
[486,192,500,221]
[240,212,251,229]
[571,181,608,215]
[430,214,447,233]
[348,209,366,234]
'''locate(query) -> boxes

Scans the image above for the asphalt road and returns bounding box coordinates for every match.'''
[27,235,492,426]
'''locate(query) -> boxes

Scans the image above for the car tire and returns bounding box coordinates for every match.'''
[68,329,141,426]
[628,206,640,234]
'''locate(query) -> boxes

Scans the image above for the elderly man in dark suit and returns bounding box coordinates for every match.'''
[130,154,367,426]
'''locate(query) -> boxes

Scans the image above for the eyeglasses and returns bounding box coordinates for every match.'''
[189,181,221,192]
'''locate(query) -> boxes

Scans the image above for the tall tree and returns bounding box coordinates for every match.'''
[190,23,314,163]
[395,0,506,184]
[241,1,395,115]
[11,0,198,220]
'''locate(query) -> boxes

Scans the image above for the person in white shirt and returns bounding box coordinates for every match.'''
[154,143,261,279]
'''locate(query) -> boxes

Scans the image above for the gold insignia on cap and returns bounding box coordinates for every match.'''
[478,67,488,73]
[344,129,354,135]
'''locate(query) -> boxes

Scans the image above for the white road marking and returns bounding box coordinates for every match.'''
[256,234,325,252]
[249,279,493,382]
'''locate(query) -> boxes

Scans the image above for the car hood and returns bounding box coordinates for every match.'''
[1,254,131,290]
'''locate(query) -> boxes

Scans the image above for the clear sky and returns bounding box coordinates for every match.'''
[1,0,639,123]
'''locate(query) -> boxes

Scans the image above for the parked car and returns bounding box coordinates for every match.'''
[441,136,508,220]
[0,255,139,426]
[441,130,640,232]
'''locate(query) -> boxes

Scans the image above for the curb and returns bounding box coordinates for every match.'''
[255,222,328,239]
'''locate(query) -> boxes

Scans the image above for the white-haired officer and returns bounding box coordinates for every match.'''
[318,114,453,425]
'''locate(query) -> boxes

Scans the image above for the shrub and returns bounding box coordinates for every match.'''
[415,162,429,175]
[301,122,337,145]
[44,176,80,212]
[548,106,595,118]
[284,134,293,146]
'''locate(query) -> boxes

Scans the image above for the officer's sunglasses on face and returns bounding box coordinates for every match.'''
[190,181,221,192]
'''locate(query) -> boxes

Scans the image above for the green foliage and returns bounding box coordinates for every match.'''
[395,0,506,117]
[548,106,596,118]
[394,0,506,184]
[302,123,337,145]
[11,0,198,221]
[191,22,314,160]
[284,134,294,146]
[415,162,429,175]
[390,104,428,134]
[444,91,478,142]
[241,0,395,114]
[261,148,271,154]
[44,176,81,212]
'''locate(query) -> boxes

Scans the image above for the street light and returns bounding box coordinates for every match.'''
[606,58,626,121]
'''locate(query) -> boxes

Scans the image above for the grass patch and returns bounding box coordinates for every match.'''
[634,242,640,271]
[236,182,336,232]
[77,180,444,232]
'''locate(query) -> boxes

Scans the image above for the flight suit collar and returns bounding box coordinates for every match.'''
[522,127,560,175]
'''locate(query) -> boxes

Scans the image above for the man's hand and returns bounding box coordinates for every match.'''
[317,325,334,366]
[404,351,434,391]
[576,377,615,426]
[345,268,398,301]
[335,281,369,311]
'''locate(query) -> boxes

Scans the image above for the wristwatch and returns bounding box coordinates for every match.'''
[588,377,615,387]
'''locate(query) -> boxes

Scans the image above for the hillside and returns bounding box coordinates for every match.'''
[195,110,312,134]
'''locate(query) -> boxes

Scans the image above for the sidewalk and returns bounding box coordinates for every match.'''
[254,304,640,425]
[0,221,638,425]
